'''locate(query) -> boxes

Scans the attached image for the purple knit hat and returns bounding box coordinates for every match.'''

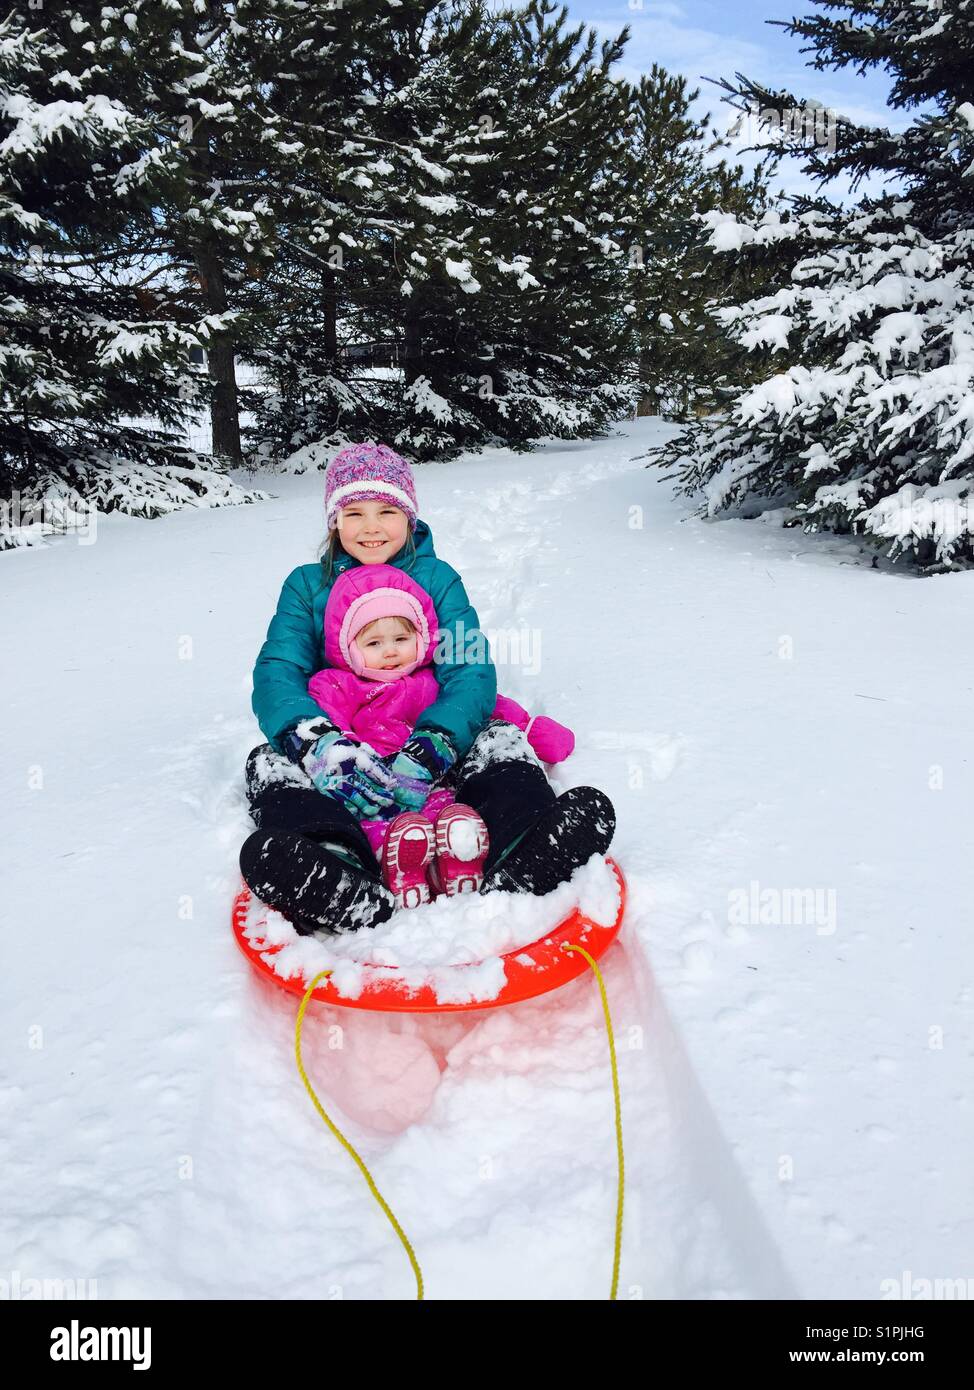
[324,443,419,533]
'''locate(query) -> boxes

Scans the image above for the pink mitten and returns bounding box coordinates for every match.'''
[526,714,575,763]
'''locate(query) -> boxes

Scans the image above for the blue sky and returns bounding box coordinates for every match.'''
[563,1,911,201]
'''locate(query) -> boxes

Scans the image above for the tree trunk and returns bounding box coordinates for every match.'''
[913,537,937,569]
[321,266,337,360]
[403,302,423,386]
[194,245,242,463]
[635,347,659,416]
[187,90,240,465]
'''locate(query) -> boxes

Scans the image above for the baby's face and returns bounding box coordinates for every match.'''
[354,618,418,671]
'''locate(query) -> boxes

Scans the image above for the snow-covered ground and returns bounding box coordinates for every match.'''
[2,418,971,1300]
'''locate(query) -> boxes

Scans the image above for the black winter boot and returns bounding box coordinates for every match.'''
[479,786,616,897]
[239,830,396,935]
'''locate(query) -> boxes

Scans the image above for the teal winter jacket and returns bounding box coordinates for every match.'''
[251,520,497,760]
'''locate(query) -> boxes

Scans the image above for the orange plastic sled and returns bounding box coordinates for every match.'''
[232,856,626,1013]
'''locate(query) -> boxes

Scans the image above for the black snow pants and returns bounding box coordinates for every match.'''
[241,717,558,887]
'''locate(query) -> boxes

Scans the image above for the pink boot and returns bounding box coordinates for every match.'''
[381,812,435,909]
[431,803,490,897]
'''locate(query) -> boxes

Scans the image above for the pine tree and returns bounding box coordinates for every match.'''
[622,66,773,420]
[252,0,641,461]
[11,0,432,480]
[397,0,637,454]
[649,0,974,571]
[247,0,495,462]
[79,0,287,465]
[0,9,239,546]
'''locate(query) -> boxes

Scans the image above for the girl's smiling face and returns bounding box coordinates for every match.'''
[336,500,409,564]
[353,617,418,671]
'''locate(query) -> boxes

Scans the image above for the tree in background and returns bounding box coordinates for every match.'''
[2,0,776,545]
[0,9,255,548]
[246,0,495,463]
[648,0,974,571]
[82,0,292,464]
[623,65,774,420]
[428,0,637,453]
[252,0,639,461]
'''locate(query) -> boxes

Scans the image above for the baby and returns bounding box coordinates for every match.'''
[307,563,575,909]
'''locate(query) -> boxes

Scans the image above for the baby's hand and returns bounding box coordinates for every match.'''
[349,743,399,815]
[387,732,457,811]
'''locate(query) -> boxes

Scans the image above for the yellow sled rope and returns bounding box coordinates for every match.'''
[294,943,624,1300]
[563,942,625,1300]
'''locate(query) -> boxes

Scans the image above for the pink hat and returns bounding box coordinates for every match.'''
[325,564,439,683]
[324,442,419,533]
[342,588,433,682]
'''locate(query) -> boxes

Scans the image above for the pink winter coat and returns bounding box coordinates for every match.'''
[307,564,575,763]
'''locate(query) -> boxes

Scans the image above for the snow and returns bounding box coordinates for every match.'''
[415,194,458,215]
[1,418,971,1299]
[443,258,481,293]
[0,93,136,158]
[243,855,621,1005]
[442,817,479,862]
[740,313,794,353]
[403,374,453,423]
[702,207,833,253]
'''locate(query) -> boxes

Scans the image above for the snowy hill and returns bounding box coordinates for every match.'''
[2,418,970,1299]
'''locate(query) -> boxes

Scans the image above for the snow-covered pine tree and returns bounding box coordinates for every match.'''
[648,0,974,571]
[622,65,773,420]
[252,0,640,461]
[0,9,246,548]
[60,0,392,470]
[247,0,494,463]
[426,0,637,452]
[77,0,291,465]
[364,0,506,458]
[66,0,473,470]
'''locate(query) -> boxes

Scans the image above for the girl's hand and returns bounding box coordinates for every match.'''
[285,719,409,818]
[302,741,394,818]
[349,744,400,817]
[284,716,358,767]
[301,728,365,796]
[306,731,400,817]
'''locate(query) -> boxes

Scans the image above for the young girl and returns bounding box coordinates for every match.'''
[305,559,577,908]
[240,441,616,936]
